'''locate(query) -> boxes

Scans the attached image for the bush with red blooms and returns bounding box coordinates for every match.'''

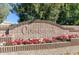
[4,38,56,46]
[5,39,23,45]
[52,37,57,42]
[56,34,78,41]
[56,35,69,41]
[42,38,55,43]
[42,38,52,43]
[22,39,32,44]
[30,39,40,44]
[5,39,40,45]
[39,37,56,43]
[68,34,78,38]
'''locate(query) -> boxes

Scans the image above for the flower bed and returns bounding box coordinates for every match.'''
[0,34,78,46]
[0,38,56,46]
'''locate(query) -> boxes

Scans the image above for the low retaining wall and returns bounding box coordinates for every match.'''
[0,42,79,53]
[0,37,12,42]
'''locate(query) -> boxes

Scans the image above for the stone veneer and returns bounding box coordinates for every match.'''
[0,20,79,39]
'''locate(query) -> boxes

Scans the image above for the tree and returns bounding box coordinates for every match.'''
[13,3,79,25]
[13,3,61,23]
[57,3,79,25]
[0,3,10,23]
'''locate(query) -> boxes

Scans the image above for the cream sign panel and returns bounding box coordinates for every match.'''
[21,23,56,38]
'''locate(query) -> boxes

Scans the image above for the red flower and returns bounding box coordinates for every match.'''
[68,34,78,38]
[42,38,52,43]
[30,39,40,44]
[14,40,20,45]
[22,40,32,44]
[52,37,56,42]
[56,34,70,41]
[11,39,23,45]
[12,41,17,45]
[39,38,44,43]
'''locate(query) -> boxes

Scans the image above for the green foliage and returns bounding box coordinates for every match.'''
[13,3,79,25]
[0,4,10,23]
[14,3,61,23]
[57,3,79,25]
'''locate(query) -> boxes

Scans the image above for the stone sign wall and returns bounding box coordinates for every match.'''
[9,20,70,39]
